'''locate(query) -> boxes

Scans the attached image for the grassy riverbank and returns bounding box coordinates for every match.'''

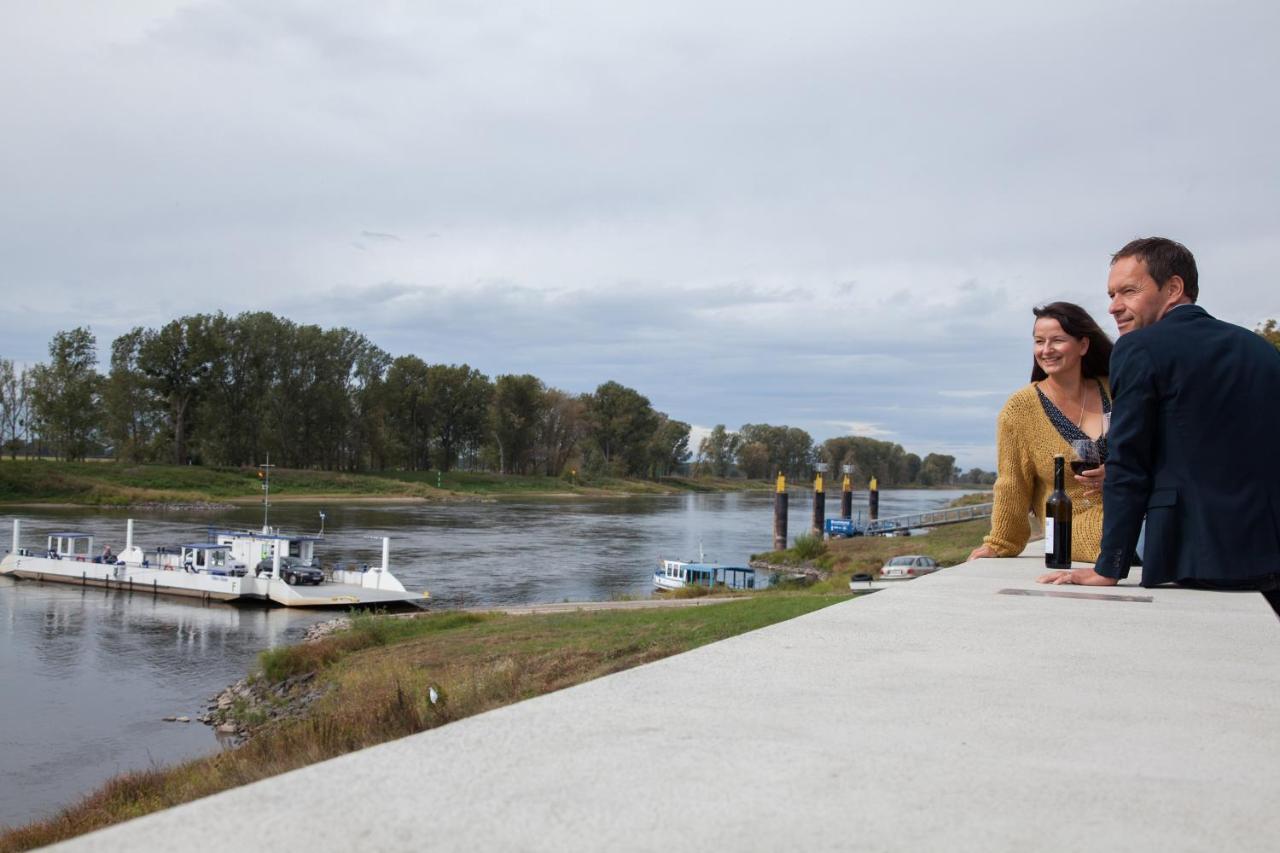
[752,518,992,589]
[0,594,846,851]
[0,460,765,506]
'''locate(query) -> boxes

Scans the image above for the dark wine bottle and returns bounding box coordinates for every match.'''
[1045,454,1072,569]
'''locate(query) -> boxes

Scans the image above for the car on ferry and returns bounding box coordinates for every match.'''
[255,556,325,585]
[878,555,939,580]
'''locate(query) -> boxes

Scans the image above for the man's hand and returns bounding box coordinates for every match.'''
[1074,463,1105,498]
[967,544,998,562]
[1036,567,1119,586]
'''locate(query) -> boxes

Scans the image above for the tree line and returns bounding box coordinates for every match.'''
[0,315,690,478]
[697,425,992,487]
[0,312,1027,485]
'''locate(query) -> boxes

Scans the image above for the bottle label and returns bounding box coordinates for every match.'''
[1044,518,1054,554]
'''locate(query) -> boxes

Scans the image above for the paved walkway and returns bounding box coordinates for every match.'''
[56,556,1280,852]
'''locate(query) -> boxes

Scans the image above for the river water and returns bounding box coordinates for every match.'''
[0,489,978,827]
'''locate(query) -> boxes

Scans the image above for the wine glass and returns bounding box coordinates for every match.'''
[1069,439,1101,508]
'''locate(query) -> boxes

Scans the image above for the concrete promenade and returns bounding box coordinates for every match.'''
[58,556,1280,852]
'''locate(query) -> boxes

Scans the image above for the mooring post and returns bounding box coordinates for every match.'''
[811,465,826,538]
[773,473,788,551]
[869,476,880,521]
[840,467,853,520]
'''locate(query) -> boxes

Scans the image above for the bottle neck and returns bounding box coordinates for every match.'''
[1053,455,1065,490]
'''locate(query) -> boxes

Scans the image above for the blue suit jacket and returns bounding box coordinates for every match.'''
[1095,305,1280,585]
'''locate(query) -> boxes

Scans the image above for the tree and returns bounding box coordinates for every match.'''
[196,312,282,467]
[903,452,923,484]
[1257,319,1280,352]
[137,316,219,465]
[739,423,814,479]
[919,453,957,486]
[585,381,659,476]
[697,424,740,477]
[102,329,162,462]
[426,364,492,472]
[490,374,547,474]
[384,356,434,470]
[961,467,996,485]
[737,441,771,479]
[536,388,586,476]
[647,415,691,478]
[347,340,392,470]
[0,359,32,458]
[27,328,102,460]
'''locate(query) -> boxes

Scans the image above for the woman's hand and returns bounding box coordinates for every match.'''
[967,544,998,562]
[1037,567,1118,586]
[1074,462,1105,498]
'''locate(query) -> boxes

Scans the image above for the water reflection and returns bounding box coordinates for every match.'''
[0,489,977,826]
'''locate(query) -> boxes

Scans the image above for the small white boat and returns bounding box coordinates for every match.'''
[654,546,760,591]
[1,518,426,608]
[654,559,720,591]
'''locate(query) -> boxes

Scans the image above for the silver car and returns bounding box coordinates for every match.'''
[878,554,939,580]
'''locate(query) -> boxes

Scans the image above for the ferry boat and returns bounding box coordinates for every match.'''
[1,518,426,608]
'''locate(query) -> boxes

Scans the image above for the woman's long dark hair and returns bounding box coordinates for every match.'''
[1030,302,1113,381]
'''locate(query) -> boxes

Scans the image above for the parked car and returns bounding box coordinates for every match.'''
[255,556,325,585]
[878,555,939,580]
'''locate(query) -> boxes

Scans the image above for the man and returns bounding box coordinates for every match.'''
[1040,237,1280,594]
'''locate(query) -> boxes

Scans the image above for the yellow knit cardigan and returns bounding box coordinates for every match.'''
[982,380,1109,561]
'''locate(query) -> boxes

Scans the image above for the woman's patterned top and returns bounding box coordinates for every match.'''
[1034,378,1112,462]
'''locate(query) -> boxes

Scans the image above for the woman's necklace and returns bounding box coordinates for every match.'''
[1042,380,1087,428]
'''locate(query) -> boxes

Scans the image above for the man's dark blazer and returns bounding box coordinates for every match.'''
[1095,304,1280,586]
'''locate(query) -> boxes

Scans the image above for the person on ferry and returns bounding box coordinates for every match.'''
[968,302,1113,563]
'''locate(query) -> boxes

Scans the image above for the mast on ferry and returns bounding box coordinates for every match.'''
[258,454,275,533]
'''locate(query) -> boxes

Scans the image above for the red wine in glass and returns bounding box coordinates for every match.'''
[1069,439,1102,506]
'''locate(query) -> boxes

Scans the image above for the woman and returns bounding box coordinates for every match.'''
[968,302,1113,562]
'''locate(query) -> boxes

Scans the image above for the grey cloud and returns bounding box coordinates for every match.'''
[3,0,1279,468]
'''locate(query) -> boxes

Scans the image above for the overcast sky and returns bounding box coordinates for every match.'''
[3,1,1278,468]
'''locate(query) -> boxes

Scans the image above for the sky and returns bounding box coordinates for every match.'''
[3,0,1278,469]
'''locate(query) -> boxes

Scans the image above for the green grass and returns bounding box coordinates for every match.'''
[0,594,845,851]
[751,518,990,593]
[0,460,761,506]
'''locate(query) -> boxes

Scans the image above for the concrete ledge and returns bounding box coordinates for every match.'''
[56,557,1280,852]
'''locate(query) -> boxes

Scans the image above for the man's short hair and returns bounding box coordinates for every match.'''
[1111,237,1199,303]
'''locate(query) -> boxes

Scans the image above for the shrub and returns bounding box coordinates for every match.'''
[791,533,827,561]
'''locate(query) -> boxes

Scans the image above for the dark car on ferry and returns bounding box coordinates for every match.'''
[254,556,325,585]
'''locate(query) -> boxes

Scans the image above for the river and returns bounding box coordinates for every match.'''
[0,489,980,827]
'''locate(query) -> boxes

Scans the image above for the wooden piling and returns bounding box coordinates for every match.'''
[812,472,825,537]
[773,473,788,551]
[841,474,853,520]
[869,476,880,521]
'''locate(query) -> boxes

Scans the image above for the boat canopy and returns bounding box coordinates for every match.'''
[209,528,322,542]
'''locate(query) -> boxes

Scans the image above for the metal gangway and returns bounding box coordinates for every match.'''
[825,503,992,538]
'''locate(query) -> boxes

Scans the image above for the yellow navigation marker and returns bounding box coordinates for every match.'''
[776,472,786,493]
[842,474,851,491]
[814,473,824,493]
[870,476,878,490]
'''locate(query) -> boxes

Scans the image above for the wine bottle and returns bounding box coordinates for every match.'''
[1045,454,1072,568]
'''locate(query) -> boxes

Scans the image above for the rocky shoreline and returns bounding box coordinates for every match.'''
[194,616,351,740]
